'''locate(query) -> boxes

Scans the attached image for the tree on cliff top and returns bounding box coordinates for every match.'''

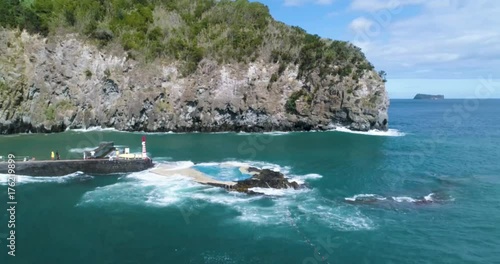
[0,0,378,78]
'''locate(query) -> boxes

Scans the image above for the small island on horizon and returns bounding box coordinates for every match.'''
[413,94,445,100]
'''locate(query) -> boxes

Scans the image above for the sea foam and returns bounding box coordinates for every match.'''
[333,127,406,137]
[0,171,92,185]
[345,192,453,204]
[68,147,96,153]
[68,127,118,132]
[77,160,372,231]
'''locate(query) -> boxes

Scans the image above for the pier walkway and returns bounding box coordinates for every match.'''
[150,164,237,188]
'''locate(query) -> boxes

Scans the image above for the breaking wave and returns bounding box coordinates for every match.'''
[345,192,454,204]
[78,160,373,231]
[65,126,404,137]
[247,187,309,196]
[333,127,406,137]
[344,194,387,202]
[288,173,323,185]
[68,127,118,132]
[68,147,96,153]
[0,171,93,185]
[262,131,291,136]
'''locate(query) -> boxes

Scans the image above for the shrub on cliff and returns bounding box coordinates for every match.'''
[0,0,379,78]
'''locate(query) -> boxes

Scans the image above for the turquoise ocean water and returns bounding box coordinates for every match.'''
[1,99,499,263]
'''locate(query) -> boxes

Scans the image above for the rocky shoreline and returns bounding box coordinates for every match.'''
[0,119,356,134]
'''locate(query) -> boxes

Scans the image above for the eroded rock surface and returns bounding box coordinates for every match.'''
[233,167,301,194]
[0,30,389,134]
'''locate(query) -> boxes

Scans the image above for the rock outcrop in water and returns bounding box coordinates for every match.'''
[233,167,300,194]
[0,0,389,134]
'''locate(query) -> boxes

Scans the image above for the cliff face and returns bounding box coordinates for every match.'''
[0,29,389,134]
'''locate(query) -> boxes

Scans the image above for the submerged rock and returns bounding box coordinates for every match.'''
[232,167,301,194]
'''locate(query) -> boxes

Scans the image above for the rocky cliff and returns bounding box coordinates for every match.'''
[0,0,389,134]
[0,29,388,134]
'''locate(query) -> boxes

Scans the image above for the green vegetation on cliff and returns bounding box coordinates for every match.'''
[0,0,380,77]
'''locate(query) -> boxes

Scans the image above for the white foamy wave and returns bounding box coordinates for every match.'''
[296,199,374,230]
[156,161,195,170]
[333,127,405,137]
[220,161,253,167]
[67,127,179,135]
[391,196,417,203]
[0,171,91,185]
[289,173,323,184]
[75,160,371,231]
[142,175,202,206]
[68,147,96,153]
[79,171,203,207]
[346,193,454,204]
[236,131,291,136]
[195,162,221,167]
[131,131,186,135]
[68,127,118,132]
[190,189,262,206]
[342,212,374,230]
[344,193,387,202]
[230,190,373,231]
[247,187,308,196]
[235,205,288,225]
[228,193,299,225]
[262,131,290,136]
[195,160,308,182]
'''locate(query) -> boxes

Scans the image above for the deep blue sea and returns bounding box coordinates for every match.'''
[1,99,499,264]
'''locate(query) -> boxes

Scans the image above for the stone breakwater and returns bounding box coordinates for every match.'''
[0,159,154,176]
[0,30,389,134]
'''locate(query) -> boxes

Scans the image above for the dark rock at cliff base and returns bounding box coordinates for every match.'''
[233,168,301,194]
[413,94,444,100]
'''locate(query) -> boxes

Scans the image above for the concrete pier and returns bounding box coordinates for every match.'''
[0,158,154,176]
[150,164,236,188]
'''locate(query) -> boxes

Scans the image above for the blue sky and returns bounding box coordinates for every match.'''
[256,0,500,98]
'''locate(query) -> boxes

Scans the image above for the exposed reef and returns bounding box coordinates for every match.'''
[232,167,301,194]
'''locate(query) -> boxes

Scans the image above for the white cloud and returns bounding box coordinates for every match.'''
[350,0,427,12]
[348,17,374,33]
[283,0,334,6]
[348,0,500,78]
